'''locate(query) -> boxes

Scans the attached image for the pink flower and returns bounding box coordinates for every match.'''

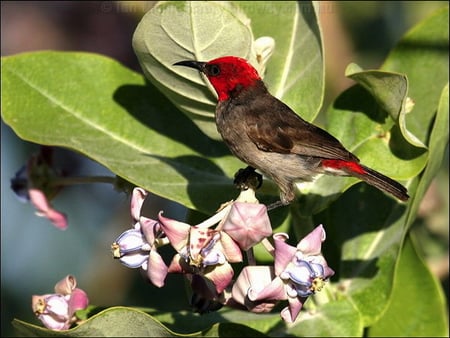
[32,275,89,330]
[158,212,243,294]
[237,225,334,323]
[112,188,168,287]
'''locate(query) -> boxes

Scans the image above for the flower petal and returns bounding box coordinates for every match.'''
[130,187,148,222]
[297,224,326,255]
[219,231,243,263]
[139,216,160,244]
[232,266,275,308]
[273,233,297,275]
[167,254,186,274]
[54,275,77,295]
[68,288,89,312]
[147,250,168,288]
[204,262,234,294]
[158,212,190,252]
[189,227,217,263]
[248,276,287,302]
[114,229,147,253]
[113,228,149,268]
[37,312,69,331]
[29,189,68,230]
[280,296,305,323]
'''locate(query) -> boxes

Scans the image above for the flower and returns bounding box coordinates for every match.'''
[10,146,68,229]
[112,187,168,287]
[240,225,334,323]
[32,275,89,330]
[231,266,280,313]
[221,202,272,251]
[158,211,243,294]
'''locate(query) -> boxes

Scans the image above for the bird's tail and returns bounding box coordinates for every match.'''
[353,164,409,201]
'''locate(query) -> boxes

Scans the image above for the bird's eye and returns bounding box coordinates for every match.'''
[207,64,221,76]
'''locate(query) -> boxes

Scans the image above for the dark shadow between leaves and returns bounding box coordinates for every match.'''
[394,39,449,55]
[333,85,389,125]
[113,82,230,158]
[339,258,379,279]
[389,123,427,159]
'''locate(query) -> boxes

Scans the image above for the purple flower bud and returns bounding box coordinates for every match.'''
[112,228,149,268]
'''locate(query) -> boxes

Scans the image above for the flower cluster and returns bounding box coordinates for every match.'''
[32,275,89,330]
[112,187,334,323]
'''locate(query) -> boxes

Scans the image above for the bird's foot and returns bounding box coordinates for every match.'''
[267,200,287,210]
[233,166,263,191]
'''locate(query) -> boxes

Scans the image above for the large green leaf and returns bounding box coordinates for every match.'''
[1,51,241,214]
[345,63,426,148]
[381,6,449,145]
[367,234,449,337]
[12,307,267,337]
[289,298,364,336]
[152,308,281,336]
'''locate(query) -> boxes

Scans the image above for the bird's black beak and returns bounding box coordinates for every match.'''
[173,60,206,72]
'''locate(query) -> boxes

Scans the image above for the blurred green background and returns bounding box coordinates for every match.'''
[1,1,448,337]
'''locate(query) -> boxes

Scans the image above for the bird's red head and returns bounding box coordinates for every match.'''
[174,56,261,101]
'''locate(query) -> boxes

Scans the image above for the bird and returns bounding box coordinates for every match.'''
[174,56,409,206]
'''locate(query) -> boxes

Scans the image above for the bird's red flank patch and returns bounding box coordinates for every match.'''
[322,159,366,175]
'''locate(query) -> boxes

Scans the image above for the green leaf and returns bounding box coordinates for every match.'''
[367,234,449,336]
[405,83,449,226]
[381,6,449,145]
[152,308,280,336]
[289,298,364,336]
[13,307,174,337]
[320,83,447,329]
[316,185,409,326]
[345,63,426,148]
[12,307,267,337]
[1,51,241,214]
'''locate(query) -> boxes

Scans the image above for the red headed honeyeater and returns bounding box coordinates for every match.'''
[174,56,409,206]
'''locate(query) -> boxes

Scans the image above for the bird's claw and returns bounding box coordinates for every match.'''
[233,166,263,191]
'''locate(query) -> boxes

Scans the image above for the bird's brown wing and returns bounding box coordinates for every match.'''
[246,97,359,162]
